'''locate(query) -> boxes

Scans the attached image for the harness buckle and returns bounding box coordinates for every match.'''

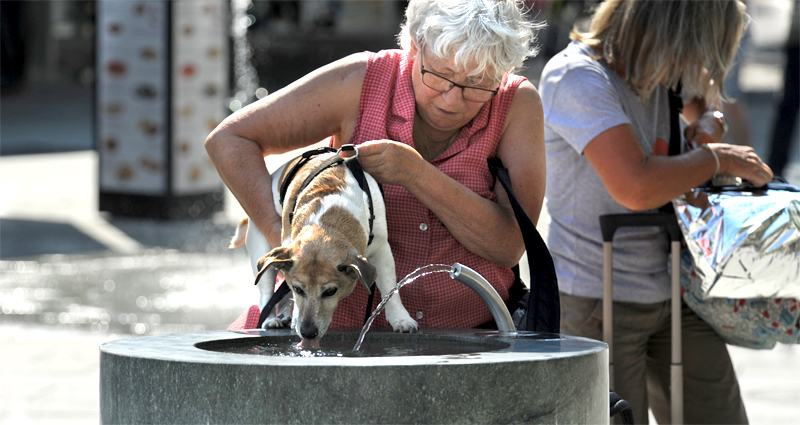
[338,144,358,159]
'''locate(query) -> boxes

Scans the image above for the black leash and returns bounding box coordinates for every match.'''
[259,145,377,329]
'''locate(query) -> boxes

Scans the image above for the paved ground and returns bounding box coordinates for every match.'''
[1,1,799,422]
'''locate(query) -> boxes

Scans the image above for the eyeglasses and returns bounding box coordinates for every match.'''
[419,54,498,103]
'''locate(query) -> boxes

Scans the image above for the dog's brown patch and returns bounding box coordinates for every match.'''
[320,205,367,253]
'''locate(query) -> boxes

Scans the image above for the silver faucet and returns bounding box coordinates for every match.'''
[449,263,516,332]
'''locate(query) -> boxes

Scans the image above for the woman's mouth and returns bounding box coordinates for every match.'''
[435,106,457,116]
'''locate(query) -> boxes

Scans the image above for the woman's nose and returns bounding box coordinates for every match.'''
[440,85,464,106]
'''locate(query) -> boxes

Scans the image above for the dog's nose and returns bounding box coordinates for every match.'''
[300,324,318,340]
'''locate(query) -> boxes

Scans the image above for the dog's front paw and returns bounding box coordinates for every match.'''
[388,315,419,333]
[261,314,290,330]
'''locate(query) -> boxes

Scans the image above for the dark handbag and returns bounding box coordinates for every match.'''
[488,158,560,333]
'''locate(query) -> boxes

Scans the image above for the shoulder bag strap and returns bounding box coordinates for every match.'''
[488,158,560,333]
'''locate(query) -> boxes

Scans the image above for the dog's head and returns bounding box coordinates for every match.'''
[254,233,376,345]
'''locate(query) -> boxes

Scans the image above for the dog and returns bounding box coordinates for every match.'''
[229,147,418,348]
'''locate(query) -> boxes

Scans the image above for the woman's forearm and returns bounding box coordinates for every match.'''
[205,131,283,247]
[405,161,525,268]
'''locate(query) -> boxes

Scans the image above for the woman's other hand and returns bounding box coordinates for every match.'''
[684,112,726,146]
[706,143,774,186]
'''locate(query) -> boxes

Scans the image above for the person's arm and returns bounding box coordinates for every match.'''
[354,81,545,268]
[582,121,773,211]
[205,53,367,247]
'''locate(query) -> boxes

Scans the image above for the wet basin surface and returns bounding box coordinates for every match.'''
[196,331,515,357]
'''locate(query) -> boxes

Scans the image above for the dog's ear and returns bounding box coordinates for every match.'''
[254,246,294,286]
[338,253,377,293]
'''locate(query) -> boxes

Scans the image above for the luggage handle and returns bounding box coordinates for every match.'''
[600,212,684,424]
[599,213,682,243]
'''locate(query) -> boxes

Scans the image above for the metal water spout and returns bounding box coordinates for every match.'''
[449,263,515,332]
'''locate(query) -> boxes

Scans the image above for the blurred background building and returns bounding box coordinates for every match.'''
[2,0,797,161]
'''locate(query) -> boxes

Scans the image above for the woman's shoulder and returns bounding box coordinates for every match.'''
[323,51,370,82]
[539,42,618,109]
[507,79,541,115]
[541,41,612,83]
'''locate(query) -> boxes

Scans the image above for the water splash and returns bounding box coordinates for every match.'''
[230,0,265,111]
[353,264,453,351]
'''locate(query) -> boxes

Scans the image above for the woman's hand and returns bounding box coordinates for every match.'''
[684,112,725,147]
[353,140,428,188]
[706,143,773,186]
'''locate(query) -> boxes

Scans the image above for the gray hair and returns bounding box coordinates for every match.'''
[572,0,747,104]
[398,0,544,84]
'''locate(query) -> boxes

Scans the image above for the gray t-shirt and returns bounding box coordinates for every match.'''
[540,41,674,303]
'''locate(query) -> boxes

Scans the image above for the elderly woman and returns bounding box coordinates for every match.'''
[539,0,772,423]
[206,0,545,329]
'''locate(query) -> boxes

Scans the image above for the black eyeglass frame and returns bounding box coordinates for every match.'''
[419,54,499,102]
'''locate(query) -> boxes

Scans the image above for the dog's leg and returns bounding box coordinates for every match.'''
[371,246,418,332]
[244,219,288,329]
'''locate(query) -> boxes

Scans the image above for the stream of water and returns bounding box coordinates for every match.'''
[352,264,453,351]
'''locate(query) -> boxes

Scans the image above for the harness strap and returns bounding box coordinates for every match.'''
[258,281,291,329]
[279,147,338,205]
[363,282,377,325]
[261,145,379,329]
[345,157,377,246]
[259,279,376,329]
[284,147,376,245]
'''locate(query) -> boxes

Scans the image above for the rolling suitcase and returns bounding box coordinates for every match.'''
[600,213,684,424]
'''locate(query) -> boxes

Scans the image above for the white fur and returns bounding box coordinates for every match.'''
[238,154,417,333]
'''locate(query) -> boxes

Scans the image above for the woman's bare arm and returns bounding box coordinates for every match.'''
[583,122,772,211]
[205,53,367,246]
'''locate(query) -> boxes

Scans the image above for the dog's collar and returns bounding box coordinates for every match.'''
[278,145,377,246]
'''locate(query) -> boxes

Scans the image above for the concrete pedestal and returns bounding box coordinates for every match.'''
[100,329,608,424]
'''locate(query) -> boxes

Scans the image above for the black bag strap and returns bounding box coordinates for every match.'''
[610,390,635,424]
[668,82,684,156]
[488,158,560,333]
[658,83,684,214]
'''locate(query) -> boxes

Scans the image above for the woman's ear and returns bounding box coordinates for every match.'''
[409,38,418,58]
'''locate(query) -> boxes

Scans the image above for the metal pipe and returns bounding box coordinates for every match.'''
[449,263,516,332]
[603,241,615,388]
[671,240,684,424]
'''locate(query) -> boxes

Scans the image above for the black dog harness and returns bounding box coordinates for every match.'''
[258,145,379,328]
[278,145,377,245]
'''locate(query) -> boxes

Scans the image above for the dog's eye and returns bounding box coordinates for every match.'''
[321,287,338,298]
[292,286,306,297]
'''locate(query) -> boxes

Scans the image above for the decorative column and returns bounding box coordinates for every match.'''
[96,0,229,219]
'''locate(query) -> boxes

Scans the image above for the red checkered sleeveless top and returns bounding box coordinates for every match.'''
[329,50,526,329]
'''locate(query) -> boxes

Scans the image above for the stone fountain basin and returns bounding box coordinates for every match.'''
[100,328,608,424]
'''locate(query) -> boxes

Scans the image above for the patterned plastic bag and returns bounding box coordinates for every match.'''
[680,250,800,349]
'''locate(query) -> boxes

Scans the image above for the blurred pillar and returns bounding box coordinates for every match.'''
[96,0,229,219]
